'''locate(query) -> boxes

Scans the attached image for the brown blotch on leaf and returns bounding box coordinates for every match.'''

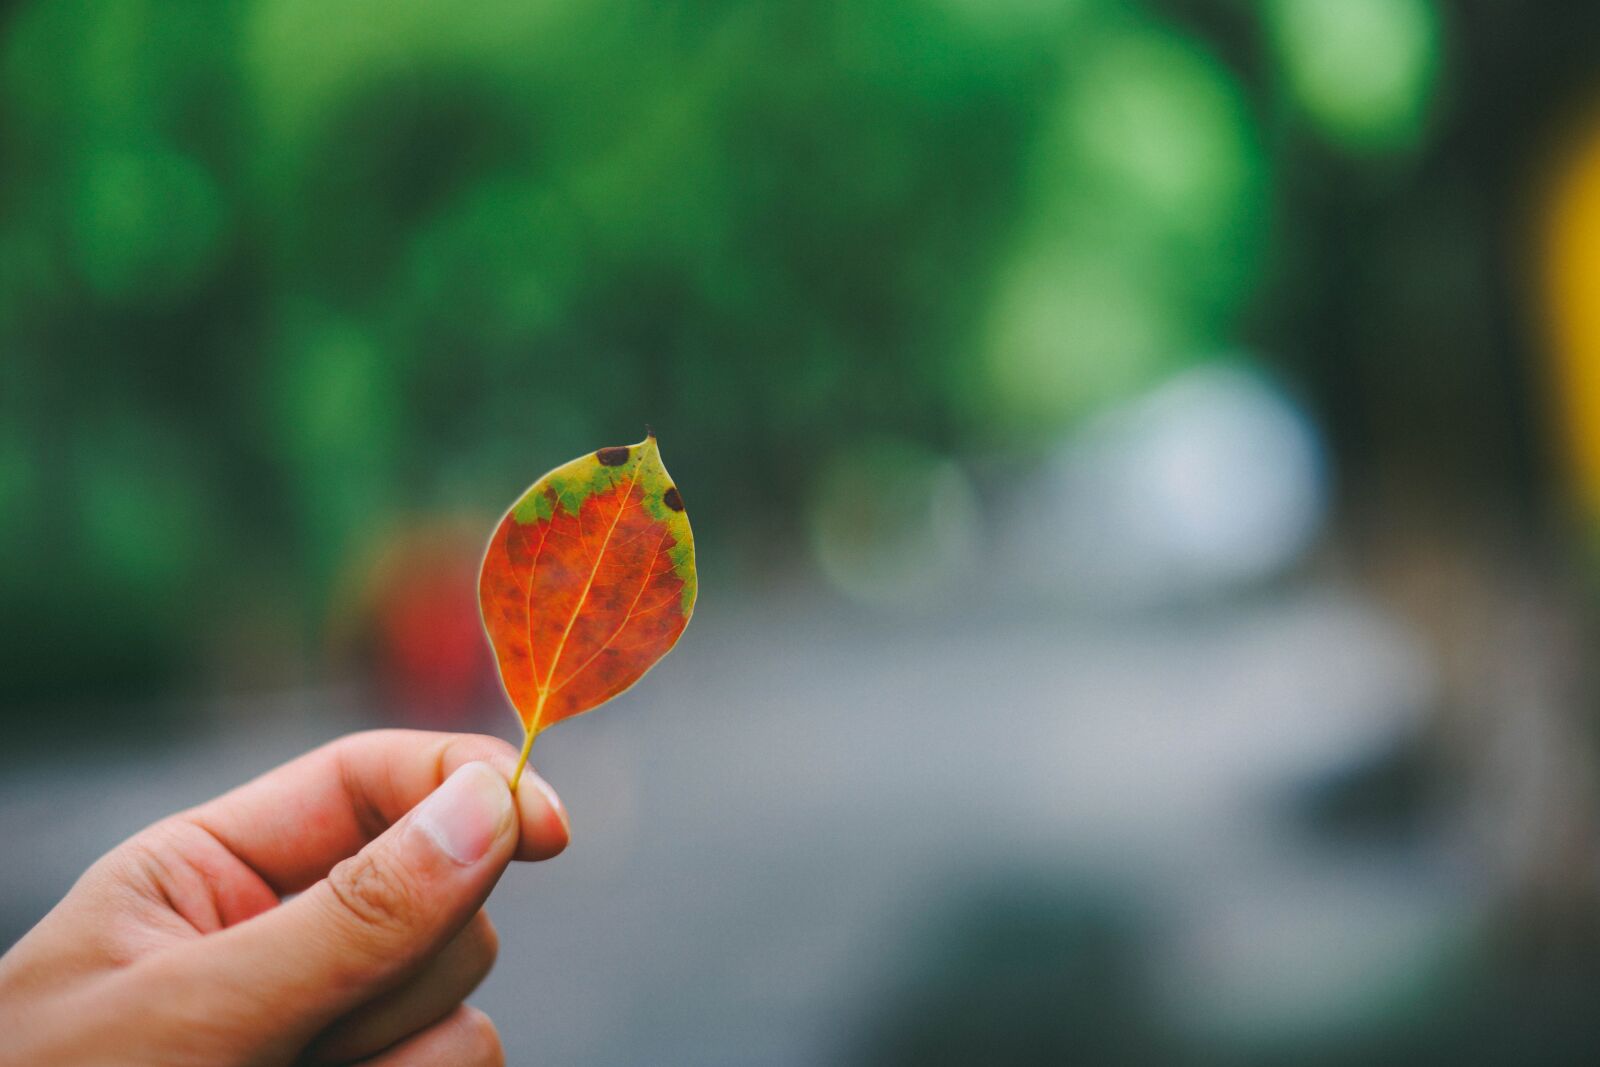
[663,486,684,511]
[596,446,631,467]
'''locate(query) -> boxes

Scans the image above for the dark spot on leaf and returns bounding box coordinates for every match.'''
[596,446,630,466]
[663,486,684,511]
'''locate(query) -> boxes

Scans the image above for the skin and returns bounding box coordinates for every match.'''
[0,730,571,1066]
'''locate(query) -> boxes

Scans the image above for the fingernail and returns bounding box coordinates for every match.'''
[413,762,514,866]
[522,769,571,837]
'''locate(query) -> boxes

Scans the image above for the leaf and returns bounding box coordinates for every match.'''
[478,431,697,783]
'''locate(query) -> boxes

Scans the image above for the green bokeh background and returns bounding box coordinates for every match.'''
[4,0,1556,714]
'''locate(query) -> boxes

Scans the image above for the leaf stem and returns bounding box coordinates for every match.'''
[509,726,537,795]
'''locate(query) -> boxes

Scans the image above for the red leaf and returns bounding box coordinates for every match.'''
[479,432,697,777]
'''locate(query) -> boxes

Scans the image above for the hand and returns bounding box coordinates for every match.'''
[0,729,570,1066]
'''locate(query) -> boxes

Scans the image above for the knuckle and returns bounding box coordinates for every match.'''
[439,734,518,778]
[331,727,402,751]
[324,848,421,936]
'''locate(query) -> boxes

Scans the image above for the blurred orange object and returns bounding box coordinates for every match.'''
[332,519,497,728]
[1542,108,1600,525]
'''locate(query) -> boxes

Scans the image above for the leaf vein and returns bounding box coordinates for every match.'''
[531,462,646,727]
[547,526,671,697]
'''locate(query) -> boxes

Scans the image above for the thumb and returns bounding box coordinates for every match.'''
[155,761,519,1047]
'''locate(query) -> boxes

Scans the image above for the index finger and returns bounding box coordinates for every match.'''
[184,730,570,894]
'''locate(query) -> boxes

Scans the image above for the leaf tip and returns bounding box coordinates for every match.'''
[644,423,656,440]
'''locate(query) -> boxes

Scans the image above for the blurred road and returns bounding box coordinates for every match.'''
[0,587,1470,1064]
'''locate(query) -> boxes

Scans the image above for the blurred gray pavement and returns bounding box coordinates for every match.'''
[0,587,1472,1064]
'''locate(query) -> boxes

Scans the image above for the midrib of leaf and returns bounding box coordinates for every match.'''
[529,461,644,734]
[509,464,643,792]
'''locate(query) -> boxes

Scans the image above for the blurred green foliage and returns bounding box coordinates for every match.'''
[0,0,1440,705]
